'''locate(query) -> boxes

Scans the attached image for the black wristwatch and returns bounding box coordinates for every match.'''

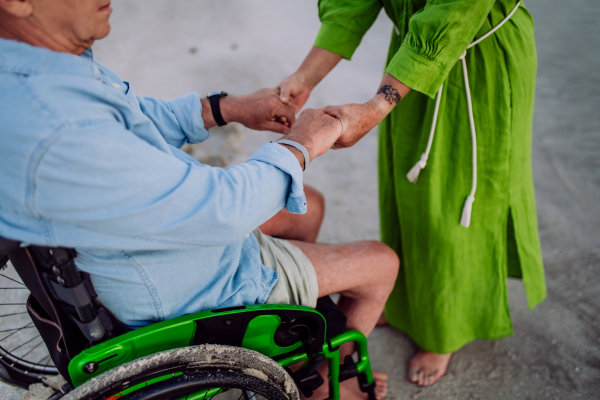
[207,90,228,126]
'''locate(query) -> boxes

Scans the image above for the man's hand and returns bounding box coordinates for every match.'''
[202,88,296,133]
[277,108,343,168]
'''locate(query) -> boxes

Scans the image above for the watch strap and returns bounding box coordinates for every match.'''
[208,93,227,126]
[276,139,310,170]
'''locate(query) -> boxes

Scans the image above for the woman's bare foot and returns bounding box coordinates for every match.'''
[407,350,452,386]
[307,372,388,400]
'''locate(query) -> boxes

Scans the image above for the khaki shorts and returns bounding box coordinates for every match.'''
[253,228,319,308]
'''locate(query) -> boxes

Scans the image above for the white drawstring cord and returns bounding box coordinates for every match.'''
[406,1,521,228]
[406,84,443,183]
[459,50,477,227]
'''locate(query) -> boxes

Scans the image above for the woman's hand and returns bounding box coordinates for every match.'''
[322,102,382,149]
[277,71,312,114]
[323,73,412,148]
[277,47,343,114]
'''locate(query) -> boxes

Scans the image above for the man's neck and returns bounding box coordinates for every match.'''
[0,16,90,55]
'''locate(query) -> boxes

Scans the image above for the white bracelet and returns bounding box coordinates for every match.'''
[273,140,310,170]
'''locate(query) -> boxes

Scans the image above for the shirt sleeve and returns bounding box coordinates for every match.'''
[313,0,382,60]
[34,120,306,250]
[135,92,210,147]
[385,0,495,98]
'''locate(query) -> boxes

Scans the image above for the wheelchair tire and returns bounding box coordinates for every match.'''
[62,344,300,400]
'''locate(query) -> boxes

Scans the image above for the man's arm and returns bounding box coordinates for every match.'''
[34,110,340,249]
[134,86,296,148]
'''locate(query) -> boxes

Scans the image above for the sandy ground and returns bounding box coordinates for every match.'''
[1,0,599,399]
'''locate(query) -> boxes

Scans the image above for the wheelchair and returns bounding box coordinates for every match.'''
[0,236,377,400]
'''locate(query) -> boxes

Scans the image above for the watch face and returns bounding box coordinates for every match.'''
[208,90,227,97]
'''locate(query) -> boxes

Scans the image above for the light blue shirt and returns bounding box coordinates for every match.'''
[0,38,307,328]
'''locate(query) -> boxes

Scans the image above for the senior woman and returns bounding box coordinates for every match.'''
[277,0,546,386]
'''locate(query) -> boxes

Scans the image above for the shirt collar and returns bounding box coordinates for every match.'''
[0,37,99,79]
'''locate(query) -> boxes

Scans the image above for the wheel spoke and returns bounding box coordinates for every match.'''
[8,334,38,353]
[0,274,25,286]
[20,339,45,360]
[0,287,28,289]
[36,354,50,365]
[0,303,27,306]
[0,311,28,318]
[0,325,35,334]
[0,322,34,342]
[209,388,225,400]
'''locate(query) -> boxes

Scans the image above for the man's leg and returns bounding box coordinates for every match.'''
[260,185,324,243]
[290,240,399,400]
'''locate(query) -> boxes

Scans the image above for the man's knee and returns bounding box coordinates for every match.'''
[365,240,399,290]
[305,185,325,221]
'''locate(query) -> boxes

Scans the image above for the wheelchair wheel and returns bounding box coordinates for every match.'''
[0,261,59,388]
[63,344,300,400]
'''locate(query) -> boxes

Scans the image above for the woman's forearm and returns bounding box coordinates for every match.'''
[368,73,412,123]
[278,47,342,110]
[296,46,343,90]
[322,73,411,148]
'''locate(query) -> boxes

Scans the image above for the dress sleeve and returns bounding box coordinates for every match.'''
[313,0,383,60]
[385,0,495,98]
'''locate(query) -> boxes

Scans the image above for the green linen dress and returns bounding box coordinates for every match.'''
[314,0,546,353]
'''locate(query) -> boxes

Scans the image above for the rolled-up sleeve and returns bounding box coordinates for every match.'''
[136,92,210,147]
[385,0,495,98]
[249,143,307,214]
[313,0,382,60]
[34,120,305,250]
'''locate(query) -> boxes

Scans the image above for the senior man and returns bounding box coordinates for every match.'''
[0,0,397,398]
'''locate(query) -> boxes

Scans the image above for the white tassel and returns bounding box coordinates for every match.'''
[460,195,475,228]
[406,154,428,183]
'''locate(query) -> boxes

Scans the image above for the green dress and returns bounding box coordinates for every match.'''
[314,0,546,353]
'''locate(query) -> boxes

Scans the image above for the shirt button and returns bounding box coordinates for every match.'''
[93,65,99,74]
[111,83,120,89]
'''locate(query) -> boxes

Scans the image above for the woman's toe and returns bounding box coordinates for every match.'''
[417,371,426,386]
[408,367,419,382]
[375,384,388,398]
[373,371,388,381]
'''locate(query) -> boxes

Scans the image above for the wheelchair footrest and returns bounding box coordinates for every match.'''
[339,355,359,382]
[287,353,325,398]
[358,372,377,400]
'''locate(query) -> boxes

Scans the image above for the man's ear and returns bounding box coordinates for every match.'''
[0,0,34,18]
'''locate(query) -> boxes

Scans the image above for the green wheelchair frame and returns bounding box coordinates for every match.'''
[68,304,376,399]
[1,237,377,400]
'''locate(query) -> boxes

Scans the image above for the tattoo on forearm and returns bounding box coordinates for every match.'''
[377,85,401,104]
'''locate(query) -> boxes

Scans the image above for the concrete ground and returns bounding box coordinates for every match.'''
[2,0,599,399]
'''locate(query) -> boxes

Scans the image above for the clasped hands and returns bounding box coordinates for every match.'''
[210,77,393,168]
